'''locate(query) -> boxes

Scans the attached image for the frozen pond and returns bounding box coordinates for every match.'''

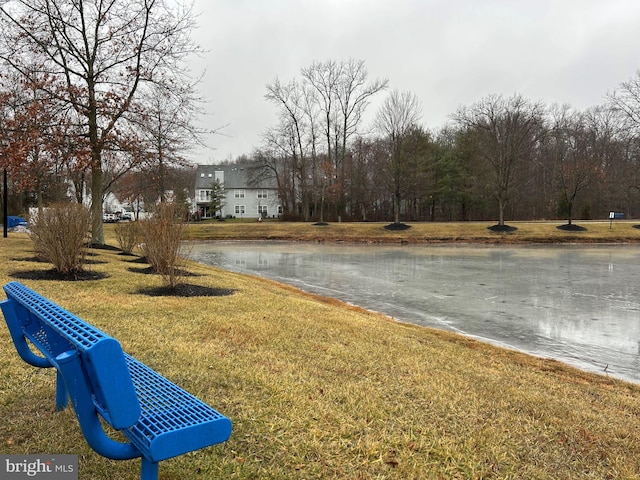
[188,242,640,384]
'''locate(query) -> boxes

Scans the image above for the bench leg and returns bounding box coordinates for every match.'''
[55,370,68,411]
[140,457,159,480]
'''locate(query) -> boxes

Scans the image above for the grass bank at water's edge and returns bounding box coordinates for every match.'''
[1,230,640,479]
[184,219,640,244]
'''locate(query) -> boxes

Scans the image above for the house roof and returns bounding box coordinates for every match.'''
[195,164,277,190]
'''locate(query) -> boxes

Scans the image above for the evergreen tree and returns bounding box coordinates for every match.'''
[209,180,226,218]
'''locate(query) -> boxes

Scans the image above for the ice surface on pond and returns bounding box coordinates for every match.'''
[189,242,640,384]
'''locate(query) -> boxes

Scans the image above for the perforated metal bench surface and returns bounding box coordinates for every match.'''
[124,354,231,462]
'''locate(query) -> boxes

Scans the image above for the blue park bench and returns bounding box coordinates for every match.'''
[0,281,232,480]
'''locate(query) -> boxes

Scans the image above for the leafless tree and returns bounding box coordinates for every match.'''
[265,78,315,219]
[0,0,201,244]
[375,89,423,224]
[454,94,544,227]
[582,105,626,213]
[335,59,389,167]
[133,78,208,203]
[608,71,640,132]
[302,60,341,169]
[252,145,298,218]
[543,105,598,225]
[302,59,387,216]
[607,71,640,208]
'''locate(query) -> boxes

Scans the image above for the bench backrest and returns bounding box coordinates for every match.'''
[1,281,141,429]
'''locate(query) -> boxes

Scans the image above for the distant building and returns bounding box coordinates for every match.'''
[194,164,281,219]
[103,192,125,214]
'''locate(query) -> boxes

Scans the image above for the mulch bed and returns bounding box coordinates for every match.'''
[136,284,235,297]
[487,224,518,232]
[124,255,231,296]
[384,222,412,231]
[127,266,199,277]
[89,243,122,252]
[8,245,233,297]
[9,269,109,281]
[556,224,587,232]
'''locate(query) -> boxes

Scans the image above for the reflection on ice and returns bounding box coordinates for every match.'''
[189,242,640,384]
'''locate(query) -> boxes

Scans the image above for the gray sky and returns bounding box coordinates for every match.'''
[189,0,640,164]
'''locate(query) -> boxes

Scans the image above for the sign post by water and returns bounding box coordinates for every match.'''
[609,211,624,229]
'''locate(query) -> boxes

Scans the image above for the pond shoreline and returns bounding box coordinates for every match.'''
[184,220,640,245]
[189,241,640,385]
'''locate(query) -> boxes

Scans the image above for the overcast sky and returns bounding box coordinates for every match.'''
[188,0,640,164]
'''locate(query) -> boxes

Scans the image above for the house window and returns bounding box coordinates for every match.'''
[257,189,268,199]
[200,173,205,178]
[277,205,283,215]
[198,190,212,202]
[234,189,245,199]
[258,205,268,217]
[208,173,213,178]
[234,205,245,215]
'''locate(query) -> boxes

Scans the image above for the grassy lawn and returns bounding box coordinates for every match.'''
[1,228,640,479]
[185,219,640,244]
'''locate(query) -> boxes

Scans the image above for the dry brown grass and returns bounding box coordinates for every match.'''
[184,219,640,244]
[1,231,640,479]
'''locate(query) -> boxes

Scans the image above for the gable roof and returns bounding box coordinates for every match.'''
[195,164,277,190]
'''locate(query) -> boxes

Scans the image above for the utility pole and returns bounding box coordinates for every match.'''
[1,139,8,238]
[3,167,7,238]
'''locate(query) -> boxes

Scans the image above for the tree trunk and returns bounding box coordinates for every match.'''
[394,194,401,224]
[91,160,104,245]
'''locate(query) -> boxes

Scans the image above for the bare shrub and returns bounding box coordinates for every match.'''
[139,203,189,288]
[115,221,141,254]
[29,203,92,275]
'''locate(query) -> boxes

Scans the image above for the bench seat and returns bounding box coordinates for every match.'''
[123,354,231,463]
[1,281,232,480]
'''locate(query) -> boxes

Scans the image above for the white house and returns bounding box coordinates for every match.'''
[194,164,281,219]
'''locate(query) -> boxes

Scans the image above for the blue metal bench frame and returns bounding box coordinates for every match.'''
[0,281,232,480]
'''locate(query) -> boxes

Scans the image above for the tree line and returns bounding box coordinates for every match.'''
[0,0,204,245]
[253,59,640,224]
[1,3,640,233]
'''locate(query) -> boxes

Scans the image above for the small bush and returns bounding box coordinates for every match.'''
[29,203,92,275]
[115,221,141,254]
[139,203,189,288]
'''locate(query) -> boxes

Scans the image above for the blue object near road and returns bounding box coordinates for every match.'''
[6,216,27,228]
